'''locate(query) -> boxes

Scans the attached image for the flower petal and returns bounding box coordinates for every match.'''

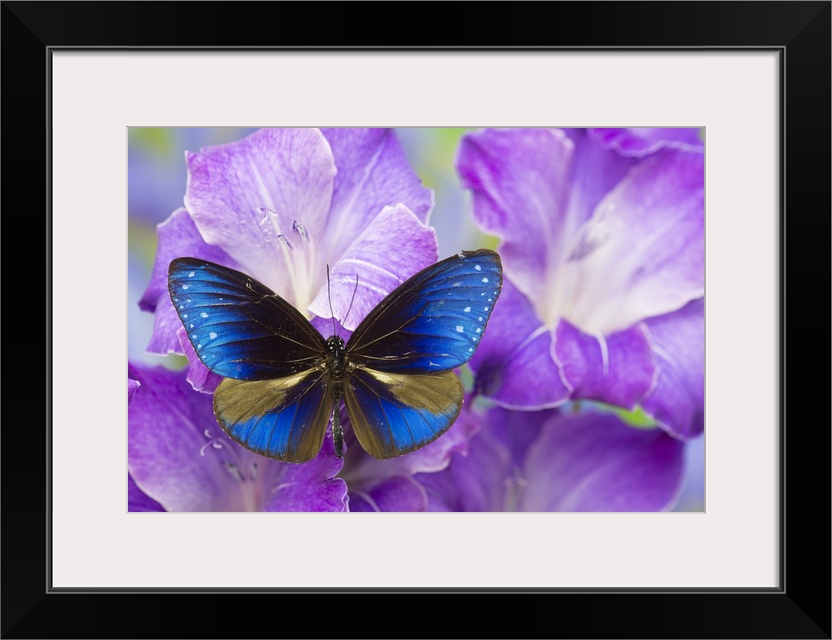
[140,208,238,355]
[417,421,513,512]
[320,128,433,260]
[553,319,656,409]
[348,475,428,512]
[519,412,685,511]
[176,327,222,394]
[469,279,568,409]
[262,434,348,512]
[557,148,704,333]
[643,298,705,439]
[307,204,438,329]
[128,362,241,511]
[589,127,704,157]
[457,128,573,306]
[342,409,477,491]
[560,128,638,235]
[128,473,164,512]
[127,378,140,404]
[184,129,336,296]
[481,404,559,469]
[128,362,347,512]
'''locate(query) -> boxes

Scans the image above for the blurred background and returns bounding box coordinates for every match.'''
[127,127,704,511]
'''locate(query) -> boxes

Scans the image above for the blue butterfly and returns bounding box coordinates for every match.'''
[167,249,502,463]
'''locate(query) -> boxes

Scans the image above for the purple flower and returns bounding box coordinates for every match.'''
[132,128,481,511]
[139,128,438,392]
[457,128,704,440]
[128,362,348,512]
[418,404,686,512]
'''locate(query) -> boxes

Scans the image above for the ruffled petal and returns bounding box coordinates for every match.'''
[552,318,656,409]
[643,298,705,439]
[307,204,438,329]
[456,128,573,306]
[184,128,336,298]
[589,127,704,157]
[556,148,704,333]
[519,412,685,511]
[176,327,222,394]
[320,128,433,260]
[127,378,140,404]
[347,475,428,512]
[469,279,568,409]
[140,208,238,355]
[262,434,348,512]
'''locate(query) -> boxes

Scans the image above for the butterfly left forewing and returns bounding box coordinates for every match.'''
[168,258,327,380]
[343,250,502,458]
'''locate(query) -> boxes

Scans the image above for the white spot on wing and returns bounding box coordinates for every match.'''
[209,332,217,340]
[182,284,190,290]
[475,264,481,271]
[188,271,195,277]
[200,312,208,318]
[456,325,464,333]
[464,306,471,312]
[482,277,489,283]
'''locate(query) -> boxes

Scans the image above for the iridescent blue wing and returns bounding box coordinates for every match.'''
[168,258,327,380]
[343,249,502,459]
[346,249,502,372]
[343,369,463,459]
[213,372,333,463]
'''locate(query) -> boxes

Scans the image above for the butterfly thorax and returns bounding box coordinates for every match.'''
[324,336,347,380]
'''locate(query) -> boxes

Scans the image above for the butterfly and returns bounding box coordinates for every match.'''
[167,249,502,463]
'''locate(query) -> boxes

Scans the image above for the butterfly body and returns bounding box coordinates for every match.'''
[168,250,502,463]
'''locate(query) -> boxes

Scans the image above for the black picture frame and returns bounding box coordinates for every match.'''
[2,2,829,638]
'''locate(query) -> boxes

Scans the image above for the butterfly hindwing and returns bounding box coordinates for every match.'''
[168,258,327,380]
[343,368,463,459]
[346,250,503,372]
[213,370,333,463]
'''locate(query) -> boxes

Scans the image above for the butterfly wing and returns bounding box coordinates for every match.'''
[168,257,327,380]
[213,374,333,463]
[344,249,502,459]
[168,258,332,463]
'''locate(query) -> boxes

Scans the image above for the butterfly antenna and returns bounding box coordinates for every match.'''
[326,265,337,337]
[342,274,360,330]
